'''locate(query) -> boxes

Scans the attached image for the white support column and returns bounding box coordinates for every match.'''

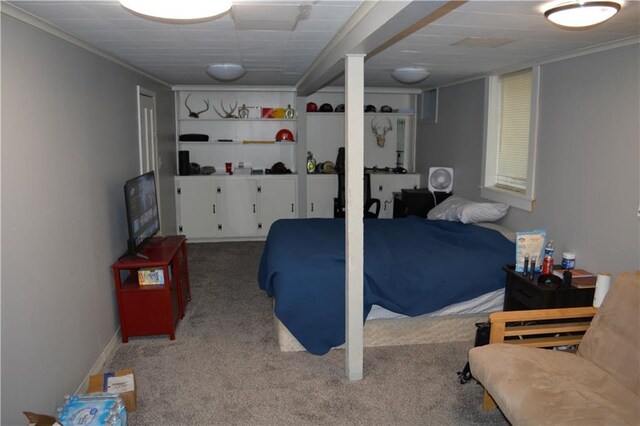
[344,53,365,381]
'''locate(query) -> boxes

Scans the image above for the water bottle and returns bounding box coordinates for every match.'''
[542,240,554,274]
[544,240,555,258]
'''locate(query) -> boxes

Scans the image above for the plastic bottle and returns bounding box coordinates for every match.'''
[542,240,554,274]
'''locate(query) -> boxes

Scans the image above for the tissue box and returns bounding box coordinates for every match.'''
[87,369,136,412]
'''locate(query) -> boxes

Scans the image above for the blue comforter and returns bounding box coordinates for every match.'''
[258,217,514,355]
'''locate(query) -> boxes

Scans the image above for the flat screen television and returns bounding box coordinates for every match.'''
[124,171,160,256]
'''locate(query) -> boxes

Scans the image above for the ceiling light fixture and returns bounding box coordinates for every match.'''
[544,1,621,28]
[119,0,232,21]
[206,64,246,82]
[391,67,430,84]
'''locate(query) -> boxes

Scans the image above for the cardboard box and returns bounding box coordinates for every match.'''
[88,368,136,412]
[138,267,164,285]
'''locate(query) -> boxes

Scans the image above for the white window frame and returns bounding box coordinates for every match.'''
[481,66,540,212]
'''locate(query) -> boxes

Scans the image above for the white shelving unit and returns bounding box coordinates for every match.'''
[174,86,298,173]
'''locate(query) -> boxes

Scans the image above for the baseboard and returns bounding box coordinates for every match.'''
[75,328,121,394]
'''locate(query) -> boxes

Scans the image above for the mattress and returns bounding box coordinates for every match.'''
[259,217,515,355]
[367,288,505,320]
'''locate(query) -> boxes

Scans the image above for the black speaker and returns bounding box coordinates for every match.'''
[179,151,190,176]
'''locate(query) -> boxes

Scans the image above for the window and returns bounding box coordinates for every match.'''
[482,67,539,211]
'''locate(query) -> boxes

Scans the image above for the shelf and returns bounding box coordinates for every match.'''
[307,112,414,116]
[178,140,296,145]
[179,118,296,122]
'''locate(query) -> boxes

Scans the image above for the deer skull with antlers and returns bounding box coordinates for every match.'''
[184,94,210,118]
[371,117,393,147]
[213,101,238,119]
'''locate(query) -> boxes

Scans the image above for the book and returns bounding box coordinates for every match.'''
[571,276,597,288]
[552,268,596,289]
[553,268,594,279]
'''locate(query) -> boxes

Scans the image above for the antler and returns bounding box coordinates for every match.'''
[185,94,209,118]
[371,118,393,135]
[213,101,238,118]
[221,101,238,117]
[196,99,210,116]
[185,93,194,116]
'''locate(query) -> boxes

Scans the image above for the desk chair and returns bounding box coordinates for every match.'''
[333,173,381,218]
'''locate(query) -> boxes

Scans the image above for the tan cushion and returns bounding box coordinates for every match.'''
[470,344,640,425]
[577,271,640,396]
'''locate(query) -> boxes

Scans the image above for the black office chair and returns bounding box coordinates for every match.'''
[333,173,381,218]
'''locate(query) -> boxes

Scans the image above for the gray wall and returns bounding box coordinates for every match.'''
[416,43,640,274]
[415,79,486,199]
[1,14,175,423]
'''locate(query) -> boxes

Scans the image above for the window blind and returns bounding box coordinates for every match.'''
[497,69,532,193]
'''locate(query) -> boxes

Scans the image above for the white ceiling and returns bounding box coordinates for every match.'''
[7,0,640,90]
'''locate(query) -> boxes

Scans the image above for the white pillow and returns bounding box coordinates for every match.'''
[427,196,508,224]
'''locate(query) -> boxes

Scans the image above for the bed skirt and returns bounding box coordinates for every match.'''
[275,313,488,352]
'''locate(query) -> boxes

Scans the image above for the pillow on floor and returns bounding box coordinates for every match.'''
[427,196,508,224]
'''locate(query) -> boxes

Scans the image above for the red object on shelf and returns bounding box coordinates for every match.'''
[112,235,191,342]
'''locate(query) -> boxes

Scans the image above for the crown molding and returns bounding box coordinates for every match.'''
[426,36,640,91]
[1,2,171,88]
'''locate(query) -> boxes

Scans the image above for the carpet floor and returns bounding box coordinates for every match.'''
[105,242,508,425]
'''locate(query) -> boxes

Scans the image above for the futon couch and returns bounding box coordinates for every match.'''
[469,271,639,425]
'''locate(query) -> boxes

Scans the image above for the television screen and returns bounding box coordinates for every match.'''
[124,171,160,255]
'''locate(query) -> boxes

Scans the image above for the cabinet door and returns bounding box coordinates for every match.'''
[176,178,217,238]
[218,179,258,238]
[307,175,338,218]
[370,174,420,218]
[258,177,297,237]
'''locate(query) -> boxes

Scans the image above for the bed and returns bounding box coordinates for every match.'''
[258,216,515,355]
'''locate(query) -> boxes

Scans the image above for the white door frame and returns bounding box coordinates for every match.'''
[136,86,162,229]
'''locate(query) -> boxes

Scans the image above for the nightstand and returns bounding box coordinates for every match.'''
[503,265,595,311]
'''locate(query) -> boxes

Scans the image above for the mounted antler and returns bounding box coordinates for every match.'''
[213,101,238,119]
[185,94,210,118]
[371,118,393,147]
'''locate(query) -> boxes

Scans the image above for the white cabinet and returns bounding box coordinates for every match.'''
[218,178,258,238]
[307,175,338,218]
[370,174,420,219]
[176,177,218,239]
[175,175,297,240]
[258,177,297,236]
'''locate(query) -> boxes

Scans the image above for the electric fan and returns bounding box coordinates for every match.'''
[428,167,454,192]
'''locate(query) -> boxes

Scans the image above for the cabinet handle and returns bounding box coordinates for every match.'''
[217,187,221,193]
[291,203,294,213]
[311,202,314,212]
[253,204,256,213]
[257,186,262,193]
[213,204,216,214]
[379,185,383,192]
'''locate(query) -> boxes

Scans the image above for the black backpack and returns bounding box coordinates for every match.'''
[457,322,491,384]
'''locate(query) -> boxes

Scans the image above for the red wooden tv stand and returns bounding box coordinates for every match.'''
[112,235,191,342]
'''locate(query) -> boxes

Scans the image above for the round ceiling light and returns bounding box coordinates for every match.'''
[544,1,621,28]
[119,0,232,21]
[391,67,430,84]
[206,64,246,82]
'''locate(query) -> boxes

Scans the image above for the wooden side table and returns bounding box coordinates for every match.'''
[112,235,190,342]
[503,265,595,311]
